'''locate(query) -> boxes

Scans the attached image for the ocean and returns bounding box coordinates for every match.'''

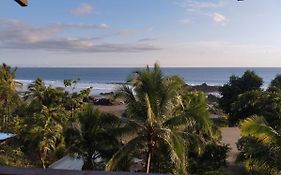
[15,67,281,95]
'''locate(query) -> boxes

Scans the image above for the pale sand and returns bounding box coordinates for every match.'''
[96,104,242,165]
[220,127,241,164]
[96,104,126,116]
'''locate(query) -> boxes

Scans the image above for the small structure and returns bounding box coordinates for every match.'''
[15,0,28,7]
[49,155,83,170]
[0,133,15,141]
[129,158,144,173]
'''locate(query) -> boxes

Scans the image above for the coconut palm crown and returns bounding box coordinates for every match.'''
[106,64,212,174]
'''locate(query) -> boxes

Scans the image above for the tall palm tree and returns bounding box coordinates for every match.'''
[239,115,281,174]
[65,104,121,170]
[27,106,64,168]
[22,79,68,167]
[0,63,22,130]
[106,64,212,174]
[24,78,66,108]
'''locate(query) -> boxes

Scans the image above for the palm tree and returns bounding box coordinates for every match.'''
[27,106,64,168]
[106,64,212,174]
[65,104,121,170]
[0,63,22,130]
[24,78,66,108]
[63,79,91,120]
[24,78,46,102]
[24,79,69,125]
[21,79,68,167]
[239,115,281,174]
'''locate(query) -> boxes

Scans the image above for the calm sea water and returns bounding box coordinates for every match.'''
[15,67,281,95]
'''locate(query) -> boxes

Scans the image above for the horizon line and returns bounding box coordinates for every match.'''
[14,66,281,68]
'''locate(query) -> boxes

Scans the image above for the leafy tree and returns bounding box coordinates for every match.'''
[26,106,64,168]
[219,70,263,125]
[231,90,281,128]
[106,64,214,174]
[19,79,66,167]
[238,115,281,174]
[0,63,22,131]
[230,90,264,125]
[268,74,281,92]
[18,78,91,168]
[63,79,91,120]
[64,104,121,170]
[189,143,229,174]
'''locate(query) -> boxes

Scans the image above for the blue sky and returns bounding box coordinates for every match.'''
[1,0,281,67]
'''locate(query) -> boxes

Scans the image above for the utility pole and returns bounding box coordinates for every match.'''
[15,0,28,7]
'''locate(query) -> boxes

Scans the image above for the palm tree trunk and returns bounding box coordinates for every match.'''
[41,158,46,169]
[146,151,152,173]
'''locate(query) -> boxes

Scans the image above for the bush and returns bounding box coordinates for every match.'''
[189,143,230,174]
[219,70,263,125]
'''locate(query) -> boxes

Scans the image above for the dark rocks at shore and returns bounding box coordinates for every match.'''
[100,92,114,96]
[88,95,115,106]
[93,98,114,106]
[88,83,221,106]
[208,94,219,103]
[186,83,221,93]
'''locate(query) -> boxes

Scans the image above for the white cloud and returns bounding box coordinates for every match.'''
[175,1,228,23]
[188,1,223,9]
[213,13,226,23]
[71,3,93,16]
[177,0,226,11]
[138,38,158,43]
[0,18,160,53]
[177,19,191,24]
[55,23,109,29]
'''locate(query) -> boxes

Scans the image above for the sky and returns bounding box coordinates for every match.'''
[1,0,281,67]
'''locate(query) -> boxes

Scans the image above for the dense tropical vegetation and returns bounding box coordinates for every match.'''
[65,104,122,170]
[219,70,263,125]
[238,115,281,175]
[0,63,230,174]
[106,64,222,174]
[6,62,281,174]
[219,72,281,174]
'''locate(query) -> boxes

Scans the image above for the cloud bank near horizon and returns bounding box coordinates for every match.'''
[0,18,160,53]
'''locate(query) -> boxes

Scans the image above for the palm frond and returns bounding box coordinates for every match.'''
[158,130,187,174]
[105,136,145,171]
[240,115,280,144]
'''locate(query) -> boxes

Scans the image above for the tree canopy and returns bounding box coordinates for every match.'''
[219,70,263,125]
[106,64,216,174]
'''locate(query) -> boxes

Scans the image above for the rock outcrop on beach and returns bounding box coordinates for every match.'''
[208,94,219,103]
[93,98,114,106]
[186,83,221,93]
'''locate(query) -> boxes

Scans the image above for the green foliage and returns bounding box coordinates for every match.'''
[106,64,216,174]
[219,70,263,125]
[15,78,92,168]
[0,63,228,174]
[238,116,281,174]
[268,74,281,92]
[64,104,122,170]
[223,71,281,174]
[212,117,229,127]
[189,143,230,174]
[203,169,232,175]
[0,140,37,167]
[231,90,281,128]
[0,63,22,132]
[230,90,264,125]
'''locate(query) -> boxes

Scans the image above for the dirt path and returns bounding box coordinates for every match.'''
[220,127,241,164]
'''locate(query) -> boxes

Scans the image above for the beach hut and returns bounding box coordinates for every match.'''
[15,0,28,7]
